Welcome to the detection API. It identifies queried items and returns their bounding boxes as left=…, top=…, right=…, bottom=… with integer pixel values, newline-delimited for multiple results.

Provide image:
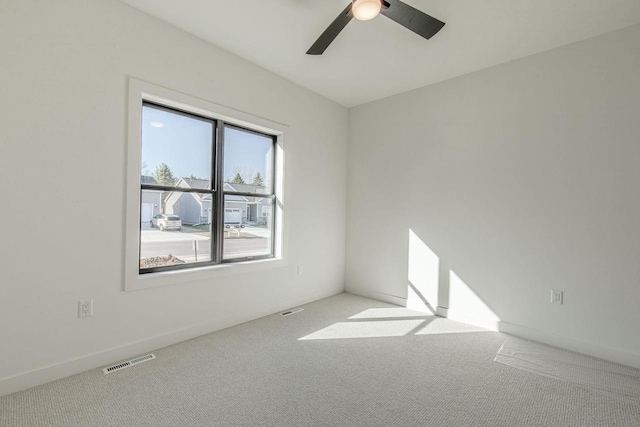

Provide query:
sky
left=141, top=105, right=273, bottom=184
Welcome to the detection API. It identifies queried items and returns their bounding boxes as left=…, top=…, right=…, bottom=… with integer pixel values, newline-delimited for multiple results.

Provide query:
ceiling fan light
left=352, top=0, right=382, bottom=21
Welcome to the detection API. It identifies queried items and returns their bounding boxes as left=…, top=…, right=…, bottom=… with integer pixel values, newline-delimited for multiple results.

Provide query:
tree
left=231, top=172, right=245, bottom=184
left=153, top=163, right=176, bottom=186
left=251, top=172, right=264, bottom=186
left=141, top=161, right=151, bottom=177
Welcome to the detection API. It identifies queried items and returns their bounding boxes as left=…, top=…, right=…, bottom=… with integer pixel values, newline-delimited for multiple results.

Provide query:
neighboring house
left=165, top=178, right=212, bottom=225
left=140, top=176, right=162, bottom=224
left=164, top=178, right=272, bottom=225
left=224, top=182, right=272, bottom=224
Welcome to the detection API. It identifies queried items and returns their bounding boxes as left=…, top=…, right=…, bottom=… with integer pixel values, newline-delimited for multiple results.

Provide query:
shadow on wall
left=408, top=229, right=500, bottom=330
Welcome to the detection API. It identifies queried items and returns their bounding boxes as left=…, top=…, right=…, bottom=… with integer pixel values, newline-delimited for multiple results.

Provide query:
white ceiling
left=121, top=0, right=640, bottom=107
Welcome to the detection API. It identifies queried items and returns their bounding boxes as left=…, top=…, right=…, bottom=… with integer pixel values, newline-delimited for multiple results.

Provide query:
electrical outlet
left=550, top=290, right=563, bottom=305
left=297, top=265, right=304, bottom=276
left=78, top=299, right=94, bottom=318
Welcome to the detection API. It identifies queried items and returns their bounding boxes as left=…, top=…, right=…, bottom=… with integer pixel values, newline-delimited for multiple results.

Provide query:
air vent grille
left=103, top=353, right=156, bottom=374
left=280, top=307, right=304, bottom=317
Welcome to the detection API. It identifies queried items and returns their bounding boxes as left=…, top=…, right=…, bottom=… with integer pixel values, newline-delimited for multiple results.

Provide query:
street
left=140, top=224, right=272, bottom=265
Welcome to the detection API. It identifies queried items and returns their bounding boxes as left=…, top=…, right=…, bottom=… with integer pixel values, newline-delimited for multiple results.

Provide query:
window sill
left=125, top=257, right=287, bottom=292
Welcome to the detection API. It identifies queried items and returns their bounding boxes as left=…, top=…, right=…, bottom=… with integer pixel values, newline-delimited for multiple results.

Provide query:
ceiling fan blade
left=380, top=0, right=445, bottom=40
left=306, top=3, right=354, bottom=55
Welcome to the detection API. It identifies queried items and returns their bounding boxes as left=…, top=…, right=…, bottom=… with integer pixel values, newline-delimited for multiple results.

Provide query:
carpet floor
left=1, top=293, right=639, bottom=426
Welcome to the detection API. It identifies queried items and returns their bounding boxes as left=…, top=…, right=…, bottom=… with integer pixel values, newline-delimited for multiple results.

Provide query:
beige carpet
left=1, top=293, right=639, bottom=426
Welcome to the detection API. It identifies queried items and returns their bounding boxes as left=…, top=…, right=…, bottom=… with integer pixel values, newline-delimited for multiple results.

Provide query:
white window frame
left=124, top=77, right=289, bottom=291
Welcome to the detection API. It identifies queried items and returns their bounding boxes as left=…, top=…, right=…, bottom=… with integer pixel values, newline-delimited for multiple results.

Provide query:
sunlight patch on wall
left=407, top=229, right=439, bottom=313
left=448, top=270, right=500, bottom=329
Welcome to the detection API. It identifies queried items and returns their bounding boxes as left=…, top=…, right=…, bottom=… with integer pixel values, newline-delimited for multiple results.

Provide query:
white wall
left=0, top=0, right=348, bottom=394
left=346, top=24, right=640, bottom=367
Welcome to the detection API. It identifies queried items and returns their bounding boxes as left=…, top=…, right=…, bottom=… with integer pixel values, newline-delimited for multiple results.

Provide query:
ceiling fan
left=307, top=0, right=445, bottom=55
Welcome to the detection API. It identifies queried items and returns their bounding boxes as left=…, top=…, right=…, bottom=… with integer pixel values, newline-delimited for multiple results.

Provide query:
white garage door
left=141, top=203, right=153, bottom=222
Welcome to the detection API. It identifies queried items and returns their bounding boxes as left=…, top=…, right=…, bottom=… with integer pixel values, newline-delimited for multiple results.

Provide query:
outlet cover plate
left=551, top=290, right=563, bottom=304
left=78, top=300, right=94, bottom=318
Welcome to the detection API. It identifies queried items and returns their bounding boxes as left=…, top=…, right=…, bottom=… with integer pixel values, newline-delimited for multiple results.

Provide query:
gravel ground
left=140, top=254, right=185, bottom=269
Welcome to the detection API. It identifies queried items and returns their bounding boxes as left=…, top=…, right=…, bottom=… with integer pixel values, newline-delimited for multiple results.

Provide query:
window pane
left=140, top=191, right=213, bottom=269
left=223, top=196, right=274, bottom=260
left=223, top=126, right=273, bottom=194
left=141, top=104, right=213, bottom=188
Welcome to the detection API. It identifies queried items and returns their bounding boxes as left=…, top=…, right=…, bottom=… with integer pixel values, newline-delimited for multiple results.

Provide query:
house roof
left=170, top=178, right=269, bottom=203
left=178, top=177, right=211, bottom=190
left=176, top=178, right=268, bottom=194
left=224, top=182, right=269, bottom=195
left=141, top=175, right=159, bottom=185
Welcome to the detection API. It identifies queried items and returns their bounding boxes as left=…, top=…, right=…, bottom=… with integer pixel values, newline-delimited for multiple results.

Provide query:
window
left=222, top=125, right=275, bottom=261
left=139, top=102, right=276, bottom=273
left=125, top=78, right=287, bottom=290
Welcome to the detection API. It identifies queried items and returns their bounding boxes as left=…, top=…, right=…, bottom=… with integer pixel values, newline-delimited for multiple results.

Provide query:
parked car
left=151, top=214, right=182, bottom=231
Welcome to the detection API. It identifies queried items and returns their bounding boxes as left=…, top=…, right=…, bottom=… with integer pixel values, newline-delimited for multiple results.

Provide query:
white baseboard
left=0, top=288, right=342, bottom=397
left=436, top=306, right=501, bottom=331
left=498, top=321, right=640, bottom=370
left=436, top=308, right=640, bottom=369
left=343, top=288, right=640, bottom=369
left=345, top=286, right=407, bottom=306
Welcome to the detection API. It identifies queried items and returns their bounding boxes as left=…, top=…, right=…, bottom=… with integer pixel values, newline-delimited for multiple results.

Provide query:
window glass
left=137, top=100, right=277, bottom=274
left=223, top=126, right=273, bottom=194
left=140, top=192, right=213, bottom=270
left=223, top=196, right=274, bottom=260
left=141, top=104, right=213, bottom=188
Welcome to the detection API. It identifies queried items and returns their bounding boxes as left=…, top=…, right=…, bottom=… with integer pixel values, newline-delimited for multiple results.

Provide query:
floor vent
left=103, top=353, right=156, bottom=375
left=280, top=307, right=304, bottom=317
